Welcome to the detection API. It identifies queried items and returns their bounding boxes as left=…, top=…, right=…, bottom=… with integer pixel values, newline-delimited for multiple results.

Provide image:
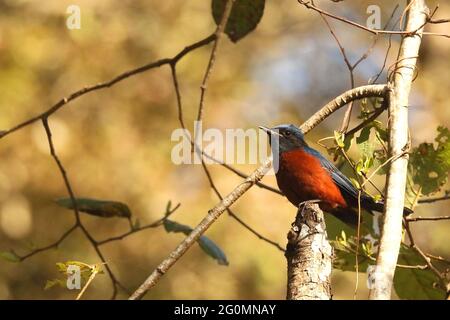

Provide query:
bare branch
left=97, top=204, right=181, bottom=246
left=369, top=1, right=427, bottom=300
left=406, top=215, right=450, bottom=222
left=297, top=0, right=447, bottom=38
left=318, top=3, right=397, bottom=133
left=18, top=224, right=77, bottom=261
left=0, top=34, right=216, bottom=140
left=418, top=194, right=450, bottom=204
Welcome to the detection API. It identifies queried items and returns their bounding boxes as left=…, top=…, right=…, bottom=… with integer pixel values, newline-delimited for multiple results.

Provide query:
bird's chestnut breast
left=276, top=149, right=347, bottom=209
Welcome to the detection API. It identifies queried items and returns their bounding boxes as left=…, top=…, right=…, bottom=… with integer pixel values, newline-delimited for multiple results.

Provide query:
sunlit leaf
left=56, top=197, right=132, bottom=218
left=349, top=177, right=360, bottom=189
left=334, top=130, right=345, bottom=148
left=356, top=126, right=374, bottom=161
left=45, top=260, right=104, bottom=291
left=212, top=0, right=265, bottom=43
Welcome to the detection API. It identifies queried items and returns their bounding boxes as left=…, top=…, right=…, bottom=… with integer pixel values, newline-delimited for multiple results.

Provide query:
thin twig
left=18, top=224, right=78, bottom=261
left=346, top=105, right=387, bottom=137
left=406, top=215, right=450, bottom=222
left=318, top=3, right=398, bottom=133
left=196, top=0, right=235, bottom=122
left=418, top=194, right=450, bottom=203
left=426, top=253, right=450, bottom=265
left=76, top=264, right=102, bottom=300
left=97, top=204, right=180, bottom=245
left=297, top=0, right=449, bottom=38
left=0, top=34, right=216, bottom=140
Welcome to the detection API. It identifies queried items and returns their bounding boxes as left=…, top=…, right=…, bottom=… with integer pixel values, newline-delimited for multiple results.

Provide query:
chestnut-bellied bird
left=260, top=124, right=413, bottom=226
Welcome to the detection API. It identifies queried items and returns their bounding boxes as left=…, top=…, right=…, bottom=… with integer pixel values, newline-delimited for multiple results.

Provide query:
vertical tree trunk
left=286, top=202, right=332, bottom=300
left=369, top=0, right=428, bottom=300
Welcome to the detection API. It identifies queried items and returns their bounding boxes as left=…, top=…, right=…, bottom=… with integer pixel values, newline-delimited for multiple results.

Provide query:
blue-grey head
left=259, top=124, right=308, bottom=154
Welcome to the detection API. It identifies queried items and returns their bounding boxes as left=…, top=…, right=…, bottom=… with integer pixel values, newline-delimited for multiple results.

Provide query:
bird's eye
left=284, top=131, right=291, bottom=137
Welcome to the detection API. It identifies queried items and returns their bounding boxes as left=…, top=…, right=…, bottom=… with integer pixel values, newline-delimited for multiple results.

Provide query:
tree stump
left=285, top=202, right=333, bottom=300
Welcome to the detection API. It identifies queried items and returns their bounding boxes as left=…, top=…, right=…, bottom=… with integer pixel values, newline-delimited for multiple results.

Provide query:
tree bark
left=286, top=202, right=332, bottom=300
left=368, top=0, right=428, bottom=300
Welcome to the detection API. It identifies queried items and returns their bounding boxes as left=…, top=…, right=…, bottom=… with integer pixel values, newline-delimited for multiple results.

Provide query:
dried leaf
left=56, top=197, right=132, bottom=218
left=212, top=0, right=265, bottom=42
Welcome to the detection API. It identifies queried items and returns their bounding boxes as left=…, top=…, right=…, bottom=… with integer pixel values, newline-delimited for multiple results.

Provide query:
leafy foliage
left=332, top=234, right=447, bottom=300
left=164, top=219, right=229, bottom=266
left=409, top=126, right=450, bottom=195
left=45, top=261, right=104, bottom=290
left=212, top=0, right=265, bottom=42
left=331, top=231, right=374, bottom=272
left=56, top=197, right=132, bottom=218
left=394, top=246, right=446, bottom=300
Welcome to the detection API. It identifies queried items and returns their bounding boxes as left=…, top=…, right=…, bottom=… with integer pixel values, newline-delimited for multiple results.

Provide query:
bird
left=260, top=124, right=413, bottom=226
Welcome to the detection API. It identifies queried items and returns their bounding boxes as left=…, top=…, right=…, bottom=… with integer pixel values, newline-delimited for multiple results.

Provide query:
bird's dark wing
left=306, top=148, right=359, bottom=197
left=304, top=146, right=379, bottom=211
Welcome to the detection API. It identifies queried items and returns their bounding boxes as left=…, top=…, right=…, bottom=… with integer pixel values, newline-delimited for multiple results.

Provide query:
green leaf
left=343, top=133, right=354, bottom=152
left=331, top=233, right=374, bottom=272
left=394, top=245, right=446, bottom=300
left=164, top=219, right=229, bottom=265
left=0, top=250, right=20, bottom=263
left=349, top=177, right=360, bottom=189
left=356, top=126, right=374, bottom=161
left=44, top=279, right=66, bottom=290
left=334, top=130, right=345, bottom=148
left=436, top=126, right=450, bottom=168
left=373, top=121, right=388, bottom=142
left=163, top=219, right=192, bottom=234
left=46, top=260, right=104, bottom=291
left=355, top=160, right=364, bottom=176
left=409, top=126, right=450, bottom=195
left=56, top=197, right=132, bottom=218
left=212, top=0, right=265, bottom=43
left=356, top=126, right=371, bottom=145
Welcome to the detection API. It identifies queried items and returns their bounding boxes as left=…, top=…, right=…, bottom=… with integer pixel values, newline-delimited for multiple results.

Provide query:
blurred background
left=0, top=0, right=449, bottom=299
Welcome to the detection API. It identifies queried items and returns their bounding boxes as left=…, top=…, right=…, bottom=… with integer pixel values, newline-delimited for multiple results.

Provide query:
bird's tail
left=366, top=199, right=413, bottom=216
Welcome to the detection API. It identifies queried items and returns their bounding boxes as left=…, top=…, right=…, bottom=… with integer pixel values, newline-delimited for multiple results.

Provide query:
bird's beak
left=259, top=126, right=281, bottom=137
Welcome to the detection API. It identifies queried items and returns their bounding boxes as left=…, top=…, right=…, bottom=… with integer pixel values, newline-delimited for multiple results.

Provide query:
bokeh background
left=0, top=0, right=449, bottom=299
